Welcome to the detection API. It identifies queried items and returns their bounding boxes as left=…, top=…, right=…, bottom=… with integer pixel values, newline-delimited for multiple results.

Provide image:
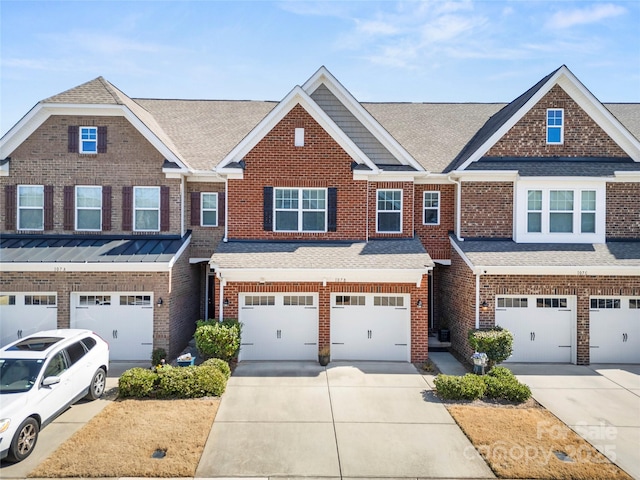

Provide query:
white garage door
left=0, top=293, right=58, bottom=347
left=590, top=297, right=640, bottom=364
left=71, top=293, right=154, bottom=361
left=496, top=296, right=574, bottom=363
left=330, top=294, right=410, bottom=362
left=238, top=294, right=318, bottom=361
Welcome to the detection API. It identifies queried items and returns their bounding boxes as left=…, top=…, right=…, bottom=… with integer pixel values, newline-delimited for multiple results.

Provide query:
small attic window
left=546, top=109, right=563, bottom=144
left=80, top=127, right=98, bottom=153
left=294, top=128, right=304, bottom=147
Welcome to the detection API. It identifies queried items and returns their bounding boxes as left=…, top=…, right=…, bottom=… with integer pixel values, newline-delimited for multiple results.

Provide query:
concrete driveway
left=508, top=363, right=640, bottom=480
left=196, top=361, right=494, bottom=479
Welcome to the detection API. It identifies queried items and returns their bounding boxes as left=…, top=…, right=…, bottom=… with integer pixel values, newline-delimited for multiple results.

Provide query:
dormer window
left=546, top=109, right=563, bottom=144
left=80, top=127, right=98, bottom=153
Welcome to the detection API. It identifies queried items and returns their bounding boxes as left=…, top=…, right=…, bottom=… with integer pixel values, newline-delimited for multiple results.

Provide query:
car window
left=43, top=352, right=68, bottom=378
left=81, top=337, right=96, bottom=350
left=66, top=341, right=87, bottom=366
left=0, top=359, right=44, bottom=393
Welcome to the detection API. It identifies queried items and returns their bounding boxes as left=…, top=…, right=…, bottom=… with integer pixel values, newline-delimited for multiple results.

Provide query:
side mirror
left=42, top=376, right=61, bottom=387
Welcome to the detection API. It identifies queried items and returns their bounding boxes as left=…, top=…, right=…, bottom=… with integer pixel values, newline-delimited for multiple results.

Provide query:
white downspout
left=217, top=272, right=226, bottom=321
left=475, top=272, right=480, bottom=329
left=447, top=174, right=462, bottom=241
left=366, top=180, right=370, bottom=242
left=180, top=176, right=186, bottom=237
left=224, top=177, right=229, bottom=242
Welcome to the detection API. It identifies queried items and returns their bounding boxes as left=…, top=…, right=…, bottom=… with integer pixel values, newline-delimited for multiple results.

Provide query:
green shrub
left=118, top=368, right=158, bottom=398
left=194, top=319, right=241, bottom=361
left=468, top=327, right=514, bottom=367
left=157, top=365, right=226, bottom=398
left=434, top=373, right=487, bottom=400
left=201, top=358, right=231, bottom=379
left=483, top=367, right=531, bottom=403
left=151, top=348, right=167, bottom=366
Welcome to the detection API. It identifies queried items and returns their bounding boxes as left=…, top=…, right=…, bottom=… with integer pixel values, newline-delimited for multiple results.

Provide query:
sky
left=1, top=0, right=639, bottom=136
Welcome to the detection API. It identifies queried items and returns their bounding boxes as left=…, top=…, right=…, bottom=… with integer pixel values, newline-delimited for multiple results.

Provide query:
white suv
left=0, top=329, right=109, bottom=462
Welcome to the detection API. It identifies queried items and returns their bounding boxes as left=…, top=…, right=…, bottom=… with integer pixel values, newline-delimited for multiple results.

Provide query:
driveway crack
left=325, top=366, right=343, bottom=480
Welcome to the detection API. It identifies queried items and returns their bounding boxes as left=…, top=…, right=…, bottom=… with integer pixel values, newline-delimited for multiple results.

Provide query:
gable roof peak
left=42, top=76, right=127, bottom=105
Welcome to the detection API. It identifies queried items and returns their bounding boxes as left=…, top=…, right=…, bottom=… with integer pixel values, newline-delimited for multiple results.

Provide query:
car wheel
left=7, top=417, right=39, bottom=463
left=85, top=367, right=106, bottom=400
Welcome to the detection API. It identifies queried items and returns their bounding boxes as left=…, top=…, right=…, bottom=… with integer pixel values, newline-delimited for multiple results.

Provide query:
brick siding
left=486, top=85, right=628, bottom=158
left=186, top=182, right=226, bottom=258
left=414, top=184, right=454, bottom=259
left=1, top=116, right=181, bottom=235
left=460, top=182, right=513, bottom=238
left=439, top=248, right=640, bottom=365
left=606, top=182, right=640, bottom=238
left=220, top=278, right=429, bottom=362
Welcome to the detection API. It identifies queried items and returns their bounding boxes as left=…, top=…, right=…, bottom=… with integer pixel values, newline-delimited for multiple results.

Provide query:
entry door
left=71, top=293, right=154, bottom=361
left=0, top=293, right=58, bottom=347
left=330, top=294, right=410, bottom=361
left=590, top=297, right=640, bottom=363
left=496, top=296, right=574, bottom=363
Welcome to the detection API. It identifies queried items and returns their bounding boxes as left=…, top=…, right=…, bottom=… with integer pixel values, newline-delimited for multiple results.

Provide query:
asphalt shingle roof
left=453, top=237, right=640, bottom=268
left=465, top=157, right=640, bottom=176
left=0, top=234, right=189, bottom=263
left=211, top=238, right=434, bottom=270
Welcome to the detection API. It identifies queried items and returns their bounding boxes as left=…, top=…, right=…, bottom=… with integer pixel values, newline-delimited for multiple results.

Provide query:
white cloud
left=546, top=3, right=626, bottom=29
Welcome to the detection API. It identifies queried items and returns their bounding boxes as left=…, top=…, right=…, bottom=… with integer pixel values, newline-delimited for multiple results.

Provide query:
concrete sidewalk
left=196, top=361, right=495, bottom=479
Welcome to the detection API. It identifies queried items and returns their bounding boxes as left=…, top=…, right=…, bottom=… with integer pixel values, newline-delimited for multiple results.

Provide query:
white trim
left=210, top=267, right=430, bottom=284
left=17, top=184, right=44, bottom=231
left=456, top=171, right=519, bottom=182
left=302, top=66, right=425, bottom=172
left=422, top=190, right=440, bottom=226
left=133, top=186, right=161, bottom=232
left=376, top=188, right=403, bottom=234
left=455, top=66, right=640, bottom=171
left=75, top=185, right=102, bottom=232
left=353, top=172, right=417, bottom=182
left=273, top=187, right=327, bottom=233
left=167, top=234, right=191, bottom=269
left=216, top=86, right=377, bottom=173
left=480, top=265, right=639, bottom=276
left=450, top=237, right=476, bottom=271
left=546, top=108, right=564, bottom=145
left=200, top=192, right=218, bottom=227
left=78, top=126, right=98, bottom=154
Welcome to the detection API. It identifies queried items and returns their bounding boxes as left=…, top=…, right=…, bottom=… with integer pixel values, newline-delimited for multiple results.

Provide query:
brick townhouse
left=1, top=65, right=638, bottom=365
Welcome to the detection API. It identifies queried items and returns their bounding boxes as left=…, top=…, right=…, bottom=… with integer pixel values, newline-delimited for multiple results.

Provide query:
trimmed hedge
left=468, top=327, right=514, bottom=367
left=434, top=367, right=531, bottom=403
left=118, top=361, right=228, bottom=398
left=195, top=319, right=241, bottom=361
left=201, top=358, right=231, bottom=379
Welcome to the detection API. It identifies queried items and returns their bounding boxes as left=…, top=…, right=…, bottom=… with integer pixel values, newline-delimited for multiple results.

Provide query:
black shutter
left=160, top=186, right=170, bottom=231
left=263, top=186, right=273, bottom=231
left=328, top=187, right=337, bottom=232
left=44, top=185, right=54, bottom=230
left=63, top=186, right=74, bottom=230
left=102, top=186, right=112, bottom=231
left=68, top=126, right=78, bottom=153
left=190, top=192, right=200, bottom=226
left=5, top=185, right=16, bottom=230
left=122, top=186, right=132, bottom=230
left=218, top=192, right=225, bottom=227
left=97, top=126, right=107, bottom=153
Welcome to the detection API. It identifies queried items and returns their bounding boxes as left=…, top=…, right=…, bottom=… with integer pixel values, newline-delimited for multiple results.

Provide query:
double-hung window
left=134, top=187, right=160, bottom=231
left=201, top=193, right=218, bottom=227
left=581, top=190, right=596, bottom=233
left=377, top=189, right=402, bottom=233
left=18, top=185, right=44, bottom=230
left=76, top=186, right=102, bottom=231
left=549, top=190, right=574, bottom=233
left=423, top=191, right=440, bottom=225
left=79, top=127, right=98, bottom=154
left=547, top=109, right=563, bottom=144
left=274, top=188, right=326, bottom=232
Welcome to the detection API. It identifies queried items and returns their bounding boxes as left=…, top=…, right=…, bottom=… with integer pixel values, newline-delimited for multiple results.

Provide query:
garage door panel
left=496, top=296, right=574, bottom=363
left=590, top=296, right=640, bottom=364
left=71, top=293, right=153, bottom=361
left=0, top=293, right=58, bottom=347
left=331, top=294, right=410, bottom=362
left=239, top=294, right=318, bottom=361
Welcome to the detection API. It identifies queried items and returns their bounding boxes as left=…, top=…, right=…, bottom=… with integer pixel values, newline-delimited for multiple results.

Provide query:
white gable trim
left=303, top=67, right=426, bottom=172
left=216, top=86, right=378, bottom=173
left=0, top=103, right=190, bottom=171
left=456, top=66, right=640, bottom=171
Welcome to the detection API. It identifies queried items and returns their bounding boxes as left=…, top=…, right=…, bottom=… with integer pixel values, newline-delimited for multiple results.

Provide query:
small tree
left=468, top=327, right=513, bottom=367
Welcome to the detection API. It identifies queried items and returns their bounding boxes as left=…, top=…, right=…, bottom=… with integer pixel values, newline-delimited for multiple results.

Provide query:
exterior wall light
left=157, top=297, right=163, bottom=307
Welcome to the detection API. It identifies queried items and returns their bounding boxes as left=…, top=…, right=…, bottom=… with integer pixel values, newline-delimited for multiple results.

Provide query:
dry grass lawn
left=448, top=405, right=631, bottom=480
left=29, top=398, right=219, bottom=478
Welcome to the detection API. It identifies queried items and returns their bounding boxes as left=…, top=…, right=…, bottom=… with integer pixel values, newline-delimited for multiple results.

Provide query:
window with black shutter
left=218, top=192, right=225, bottom=227
left=68, top=126, right=78, bottom=153
left=63, top=186, right=74, bottom=230
left=102, top=186, right=112, bottom=230
left=122, top=186, right=132, bottom=230
left=190, top=192, right=200, bottom=226
left=97, top=126, right=107, bottom=153
left=44, top=185, right=54, bottom=230
left=5, top=185, right=16, bottom=230
left=328, top=187, right=337, bottom=232
left=160, top=186, right=170, bottom=231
